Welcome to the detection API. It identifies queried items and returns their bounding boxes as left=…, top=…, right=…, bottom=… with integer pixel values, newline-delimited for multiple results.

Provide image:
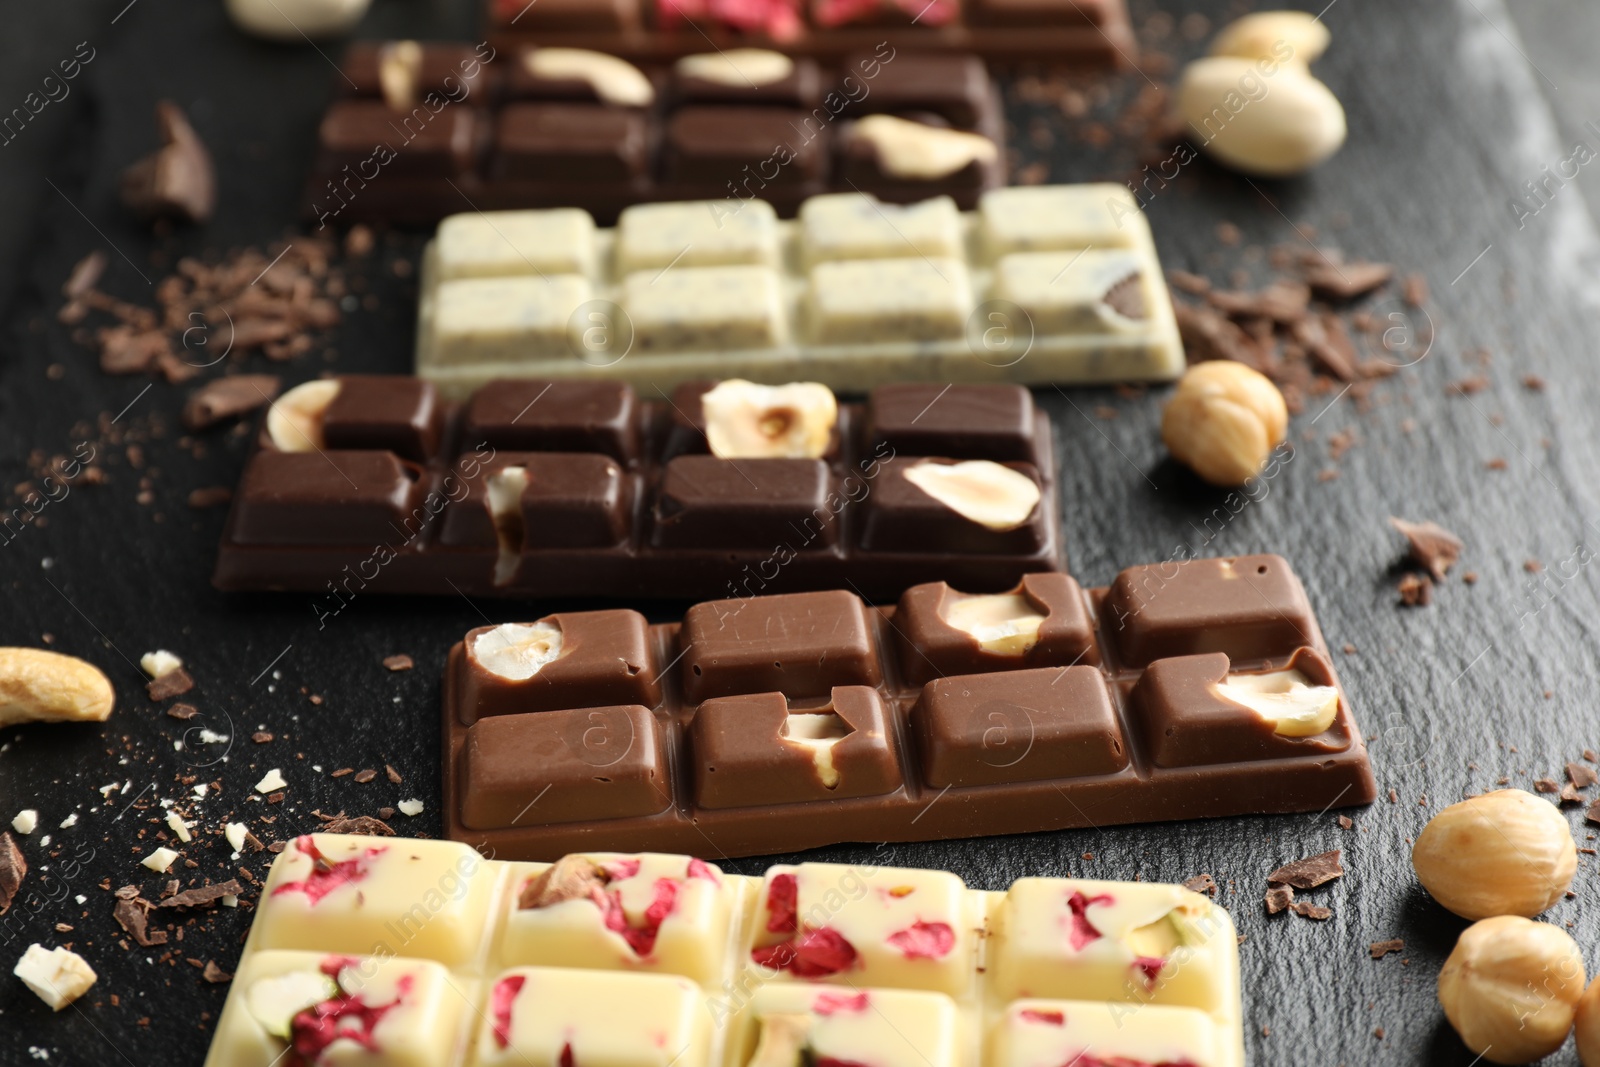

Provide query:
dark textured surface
left=1, top=0, right=1598, bottom=1064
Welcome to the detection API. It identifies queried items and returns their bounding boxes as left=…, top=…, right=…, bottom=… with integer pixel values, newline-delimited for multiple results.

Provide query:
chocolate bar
left=441, top=553, right=1377, bottom=859
left=415, top=183, right=1184, bottom=396
left=210, top=377, right=1066, bottom=602
left=203, top=834, right=1245, bottom=1067
left=485, top=0, right=1135, bottom=65
left=306, top=42, right=1006, bottom=226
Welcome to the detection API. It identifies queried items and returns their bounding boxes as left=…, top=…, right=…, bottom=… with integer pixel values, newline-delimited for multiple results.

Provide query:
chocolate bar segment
left=653, top=456, right=837, bottom=549
left=892, top=573, right=1096, bottom=685
left=860, top=458, right=1045, bottom=555
left=461, top=379, right=641, bottom=460
left=321, top=375, right=443, bottom=463
left=231, top=451, right=425, bottom=546
left=202, top=837, right=1246, bottom=1067
left=1100, top=553, right=1318, bottom=669
left=493, top=103, right=650, bottom=181
left=867, top=383, right=1038, bottom=463
left=458, top=612, right=660, bottom=721
left=690, top=685, right=901, bottom=807
left=459, top=704, right=669, bottom=827
left=679, top=589, right=882, bottom=702
left=318, top=100, right=479, bottom=179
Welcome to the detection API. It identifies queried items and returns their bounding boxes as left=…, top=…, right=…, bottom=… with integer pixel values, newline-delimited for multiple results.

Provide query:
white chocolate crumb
left=225, top=823, right=249, bottom=853
left=14, top=944, right=97, bottom=1011
left=11, top=810, right=37, bottom=835
left=165, top=811, right=192, bottom=843
left=57, top=814, right=77, bottom=830
left=255, top=769, right=287, bottom=794
left=141, top=847, right=180, bottom=873
left=397, top=799, right=424, bottom=817
left=139, top=650, right=183, bottom=679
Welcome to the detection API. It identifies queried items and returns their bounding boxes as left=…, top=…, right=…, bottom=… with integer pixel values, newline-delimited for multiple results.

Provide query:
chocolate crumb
left=378, top=807, right=396, bottom=820
left=186, top=487, right=233, bottom=509
left=0, top=833, right=26, bottom=915
left=331, top=768, right=354, bottom=778
left=1389, top=517, right=1463, bottom=580
left=1182, top=873, right=1217, bottom=895
left=1534, top=778, right=1560, bottom=794
left=251, top=732, right=273, bottom=744
left=383, top=654, right=414, bottom=672
left=1522, top=374, right=1546, bottom=391
left=1586, top=798, right=1600, bottom=826
left=1568, top=762, right=1598, bottom=788
left=1268, top=850, right=1343, bottom=889
left=1292, top=902, right=1333, bottom=921
left=385, top=765, right=403, bottom=784
left=112, top=894, right=168, bottom=947
left=1305, top=261, right=1393, bottom=301
left=1338, top=815, right=1354, bottom=830
left=1397, top=573, right=1433, bottom=607
left=1264, top=885, right=1294, bottom=914
left=354, top=769, right=377, bottom=784
left=147, top=668, right=195, bottom=701
left=1401, top=272, right=1428, bottom=307
left=202, top=961, right=232, bottom=983
left=63, top=250, right=108, bottom=301
left=1370, top=938, right=1404, bottom=959
left=1560, top=784, right=1584, bottom=805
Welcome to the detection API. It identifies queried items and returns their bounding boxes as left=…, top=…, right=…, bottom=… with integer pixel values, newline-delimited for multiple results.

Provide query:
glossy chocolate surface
left=212, top=377, right=1066, bottom=601
left=440, top=554, right=1376, bottom=859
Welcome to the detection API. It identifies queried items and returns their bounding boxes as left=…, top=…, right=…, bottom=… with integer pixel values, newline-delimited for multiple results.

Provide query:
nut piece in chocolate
left=701, top=379, right=837, bottom=459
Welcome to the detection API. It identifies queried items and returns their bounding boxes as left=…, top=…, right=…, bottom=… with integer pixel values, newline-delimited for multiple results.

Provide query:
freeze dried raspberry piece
left=271, top=837, right=384, bottom=906
left=656, top=0, right=803, bottom=37
left=491, top=975, right=526, bottom=1050
left=751, top=927, right=859, bottom=978
left=1066, top=890, right=1114, bottom=951
left=765, top=872, right=799, bottom=934
left=886, top=921, right=955, bottom=960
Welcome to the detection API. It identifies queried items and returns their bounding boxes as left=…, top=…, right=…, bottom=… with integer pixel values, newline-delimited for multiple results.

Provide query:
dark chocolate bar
left=306, top=42, right=1006, bottom=226
left=211, top=377, right=1066, bottom=602
left=485, top=0, right=1135, bottom=65
left=440, top=554, right=1377, bottom=859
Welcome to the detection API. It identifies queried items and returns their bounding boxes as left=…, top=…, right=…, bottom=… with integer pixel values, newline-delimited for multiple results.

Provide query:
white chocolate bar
left=414, top=185, right=1184, bottom=397
left=204, top=836, right=1243, bottom=1067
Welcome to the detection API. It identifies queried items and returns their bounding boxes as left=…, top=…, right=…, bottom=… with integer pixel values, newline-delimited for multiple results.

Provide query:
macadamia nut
left=1160, top=360, right=1287, bottom=487
left=225, top=0, right=372, bottom=41
left=1438, top=916, right=1585, bottom=1065
left=1412, top=789, right=1577, bottom=920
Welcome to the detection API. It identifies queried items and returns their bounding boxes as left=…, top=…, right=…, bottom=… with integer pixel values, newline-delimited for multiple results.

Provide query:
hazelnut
left=525, top=48, right=654, bottom=108
left=1160, top=361, right=1287, bottom=487
left=1213, top=667, right=1338, bottom=737
left=1208, top=11, right=1331, bottom=64
left=266, top=379, right=340, bottom=452
left=471, top=622, right=564, bottom=682
left=1438, top=916, right=1585, bottom=1065
left=1412, top=789, right=1577, bottom=920
left=1577, top=976, right=1600, bottom=1066
left=701, top=380, right=837, bottom=460
left=1178, top=56, right=1345, bottom=177
left=902, top=460, right=1041, bottom=531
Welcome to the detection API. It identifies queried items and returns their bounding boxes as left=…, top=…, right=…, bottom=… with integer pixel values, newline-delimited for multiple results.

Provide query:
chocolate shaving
left=1305, top=261, right=1393, bottom=301
left=385, top=765, right=403, bottom=784
left=98, top=325, right=173, bottom=375
left=119, top=101, right=215, bottom=224
left=1389, top=518, right=1463, bottom=580
left=1568, top=762, right=1598, bottom=789
left=1182, top=873, right=1217, bottom=895
left=1207, top=281, right=1309, bottom=324
left=1587, top=797, right=1600, bottom=825
left=63, top=251, right=108, bottom=301
left=1174, top=303, right=1259, bottom=366
left=1291, top=314, right=1357, bottom=382
left=147, top=668, right=195, bottom=701
left=1264, top=885, right=1294, bottom=914
left=316, top=815, right=394, bottom=837
left=0, top=832, right=26, bottom=915
left=166, top=703, right=199, bottom=721
left=1268, top=850, right=1343, bottom=889
left=158, top=879, right=242, bottom=909
left=383, top=655, right=414, bottom=672
left=202, top=961, right=232, bottom=983
left=353, top=769, right=377, bottom=784
left=1370, top=939, right=1404, bottom=959
left=1292, top=902, right=1333, bottom=921
left=181, top=375, right=281, bottom=431
left=113, top=895, right=168, bottom=947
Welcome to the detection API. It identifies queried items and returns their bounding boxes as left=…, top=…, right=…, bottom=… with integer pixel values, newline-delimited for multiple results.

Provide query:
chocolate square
left=892, top=573, right=1097, bottom=686
left=458, top=705, right=668, bottom=828
left=1129, top=649, right=1351, bottom=769
left=690, top=686, right=902, bottom=808
left=1100, top=554, right=1317, bottom=670
left=911, top=666, right=1127, bottom=787
left=461, top=380, right=640, bottom=462
left=860, top=458, right=1045, bottom=555
left=318, top=100, right=480, bottom=179
left=652, top=456, right=838, bottom=549
left=321, top=376, right=443, bottom=463
left=340, top=42, right=491, bottom=101
left=672, top=58, right=823, bottom=108
left=867, top=383, right=1037, bottom=463
left=457, top=611, right=661, bottom=722
left=494, top=103, right=648, bottom=183
left=663, top=107, right=824, bottom=187
left=232, top=451, right=425, bottom=546
left=840, top=54, right=990, bottom=127
left=679, top=589, right=883, bottom=703
left=437, top=451, right=632, bottom=551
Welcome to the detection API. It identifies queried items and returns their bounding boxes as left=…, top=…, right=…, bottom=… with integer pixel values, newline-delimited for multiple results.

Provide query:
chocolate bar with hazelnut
left=483, top=0, right=1135, bottom=64
left=440, top=554, right=1377, bottom=859
left=304, top=42, right=1005, bottom=226
left=202, top=834, right=1247, bottom=1067
left=211, top=376, right=1066, bottom=602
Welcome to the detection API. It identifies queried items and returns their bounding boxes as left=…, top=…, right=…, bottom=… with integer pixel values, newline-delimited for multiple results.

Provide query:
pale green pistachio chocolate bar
left=413, top=183, right=1185, bottom=396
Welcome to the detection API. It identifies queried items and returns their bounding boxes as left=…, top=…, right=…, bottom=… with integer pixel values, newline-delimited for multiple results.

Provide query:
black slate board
left=1, top=1, right=1598, bottom=1064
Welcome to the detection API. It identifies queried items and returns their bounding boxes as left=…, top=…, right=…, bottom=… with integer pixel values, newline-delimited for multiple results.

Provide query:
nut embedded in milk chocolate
left=439, top=554, right=1375, bottom=860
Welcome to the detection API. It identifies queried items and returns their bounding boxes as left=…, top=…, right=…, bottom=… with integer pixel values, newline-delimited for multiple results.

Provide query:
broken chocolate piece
left=119, top=101, right=216, bottom=224
left=147, top=668, right=195, bottom=701
left=166, top=703, right=199, bottom=720
left=182, top=375, right=281, bottom=431
left=1396, top=573, right=1432, bottom=607
left=1370, top=938, right=1404, bottom=959
left=159, top=879, right=244, bottom=909
left=0, top=832, right=25, bottom=915
left=1304, top=261, right=1393, bottom=301
left=202, top=960, right=232, bottom=983
left=1586, top=797, right=1600, bottom=826
left=383, top=655, right=414, bottom=672
left=1264, top=885, right=1294, bottom=914
left=1568, top=762, right=1598, bottom=789
left=1292, top=901, right=1332, bottom=921
left=1267, top=850, right=1343, bottom=889
left=1389, top=517, right=1463, bottom=580
left=1182, top=873, right=1217, bottom=895
left=113, top=893, right=169, bottom=947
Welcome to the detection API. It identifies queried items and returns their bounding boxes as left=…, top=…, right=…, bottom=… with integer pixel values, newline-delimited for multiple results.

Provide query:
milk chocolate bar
left=441, top=554, right=1376, bottom=859
left=485, top=0, right=1135, bottom=65
left=210, top=377, right=1065, bottom=601
left=415, top=183, right=1185, bottom=396
left=306, top=42, right=1006, bottom=226
left=203, top=834, right=1245, bottom=1067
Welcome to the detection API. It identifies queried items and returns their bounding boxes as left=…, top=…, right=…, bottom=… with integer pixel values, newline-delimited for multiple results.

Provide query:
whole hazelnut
left=1160, top=360, right=1288, bottom=486
left=1438, top=916, right=1585, bottom=1065
left=1577, top=977, right=1600, bottom=1065
left=1411, top=789, right=1577, bottom=920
